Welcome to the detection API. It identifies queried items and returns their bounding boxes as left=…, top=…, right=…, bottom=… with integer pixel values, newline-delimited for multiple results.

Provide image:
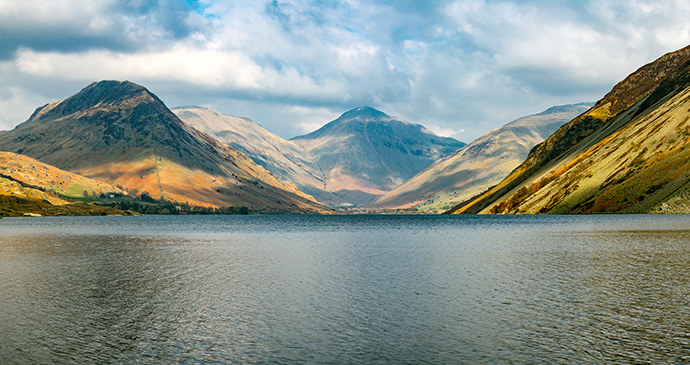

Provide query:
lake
left=1, top=214, right=689, bottom=363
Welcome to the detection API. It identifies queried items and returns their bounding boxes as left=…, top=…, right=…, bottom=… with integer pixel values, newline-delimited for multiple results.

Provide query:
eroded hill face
left=0, top=81, right=328, bottom=213
left=366, top=104, right=591, bottom=213
left=450, top=44, right=690, bottom=214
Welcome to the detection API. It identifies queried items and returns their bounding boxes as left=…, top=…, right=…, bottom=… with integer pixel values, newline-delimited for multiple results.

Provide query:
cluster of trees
left=95, top=193, right=251, bottom=215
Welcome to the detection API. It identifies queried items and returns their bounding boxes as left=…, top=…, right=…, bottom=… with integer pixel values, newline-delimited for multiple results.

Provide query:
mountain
left=172, top=106, right=339, bottom=204
left=0, top=152, right=128, bottom=216
left=291, top=107, right=466, bottom=207
left=366, top=103, right=591, bottom=213
left=450, top=44, right=690, bottom=214
left=0, top=81, right=328, bottom=213
left=175, top=106, right=465, bottom=208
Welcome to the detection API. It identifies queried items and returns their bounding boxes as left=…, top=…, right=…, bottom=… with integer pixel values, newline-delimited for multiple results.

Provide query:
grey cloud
left=0, top=0, right=207, bottom=60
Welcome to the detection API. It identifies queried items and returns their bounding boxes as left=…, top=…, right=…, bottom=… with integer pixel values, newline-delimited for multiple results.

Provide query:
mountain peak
left=338, top=106, right=390, bottom=121
left=78, top=80, right=151, bottom=102
left=43, top=80, right=161, bottom=119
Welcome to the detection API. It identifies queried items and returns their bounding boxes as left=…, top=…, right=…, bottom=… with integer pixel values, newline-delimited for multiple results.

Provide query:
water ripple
left=1, top=215, right=690, bottom=363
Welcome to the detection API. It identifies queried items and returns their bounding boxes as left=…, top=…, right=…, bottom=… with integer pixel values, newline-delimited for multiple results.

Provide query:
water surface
left=1, top=214, right=689, bottom=363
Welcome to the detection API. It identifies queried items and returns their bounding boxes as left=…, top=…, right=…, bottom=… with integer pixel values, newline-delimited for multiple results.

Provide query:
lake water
left=1, top=214, right=689, bottom=363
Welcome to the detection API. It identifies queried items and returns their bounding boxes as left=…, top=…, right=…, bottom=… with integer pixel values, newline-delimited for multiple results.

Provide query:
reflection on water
left=0, top=215, right=690, bottom=363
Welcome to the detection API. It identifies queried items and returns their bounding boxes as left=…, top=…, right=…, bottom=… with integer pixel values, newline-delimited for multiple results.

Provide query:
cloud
left=15, top=47, right=263, bottom=89
left=10, top=0, right=412, bottom=111
left=0, top=85, right=47, bottom=129
left=390, top=0, right=690, bottom=139
left=425, top=125, right=466, bottom=139
left=0, top=0, right=206, bottom=59
left=13, top=46, right=357, bottom=105
left=2, top=0, right=690, bottom=141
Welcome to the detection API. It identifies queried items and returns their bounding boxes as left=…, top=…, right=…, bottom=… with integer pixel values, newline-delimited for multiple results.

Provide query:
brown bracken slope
left=449, top=44, right=690, bottom=214
left=0, top=152, right=128, bottom=216
left=0, top=151, right=126, bottom=198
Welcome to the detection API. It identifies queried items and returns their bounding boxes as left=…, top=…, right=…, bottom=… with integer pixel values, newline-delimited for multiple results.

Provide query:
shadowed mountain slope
left=366, top=103, right=591, bottom=213
left=0, top=81, right=328, bottom=213
left=450, top=44, right=690, bottom=214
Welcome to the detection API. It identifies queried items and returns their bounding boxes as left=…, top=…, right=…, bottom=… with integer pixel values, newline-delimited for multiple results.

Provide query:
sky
left=1, top=0, right=690, bottom=142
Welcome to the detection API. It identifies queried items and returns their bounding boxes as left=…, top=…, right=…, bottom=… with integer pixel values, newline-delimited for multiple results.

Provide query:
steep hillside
left=0, top=81, right=328, bottom=213
left=0, top=152, right=129, bottom=216
left=367, top=104, right=590, bottom=213
left=450, top=44, right=690, bottom=214
left=173, top=106, right=340, bottom=204
left=0, top=151, right=126, bottom=199
left=291, top=107, right=465, bottom=207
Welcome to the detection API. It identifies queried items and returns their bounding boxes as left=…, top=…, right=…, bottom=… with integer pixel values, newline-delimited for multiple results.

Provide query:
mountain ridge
left=365, top=103, right=591, bottom=212
left=172, top=105, right=334, bottom=203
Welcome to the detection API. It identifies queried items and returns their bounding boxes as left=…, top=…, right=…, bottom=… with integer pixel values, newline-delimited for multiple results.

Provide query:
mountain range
left=366, top=103, right=592, bottom=213
left=450, top=44, right=690, bottom=214
left=175, top=105, right=465, bottom=208
left=4, top=44, right=689, bottom=216
left=0, top=81, right=328, bottom=214
left=0, top=80, right=462, bottom=214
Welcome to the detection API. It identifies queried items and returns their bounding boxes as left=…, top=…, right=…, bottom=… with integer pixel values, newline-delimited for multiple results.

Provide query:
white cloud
left=0, top=86, right=46, bottom=130
left=15, top=47, right=262, bottom=89
left=287, top=105, right=342, bottom=135
left=13, top=47, right=354, bottom=102
left=0, top=0, right=115, bottom=29
left=426, top=125, right=466, bottom=139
